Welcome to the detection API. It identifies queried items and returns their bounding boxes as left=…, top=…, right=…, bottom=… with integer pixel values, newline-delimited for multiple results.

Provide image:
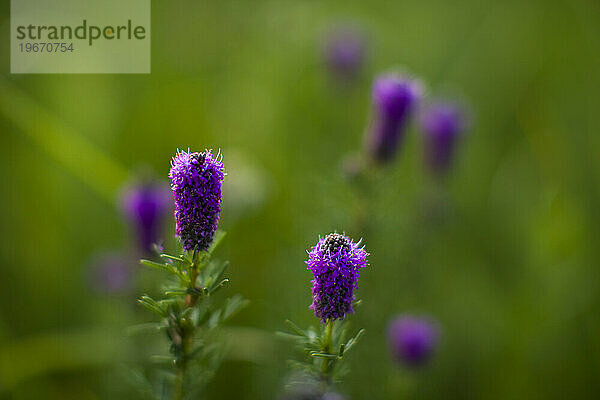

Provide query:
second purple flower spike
left=367, top=74, right=421, bottom=164
left=307, top=233, right=369, bottom=322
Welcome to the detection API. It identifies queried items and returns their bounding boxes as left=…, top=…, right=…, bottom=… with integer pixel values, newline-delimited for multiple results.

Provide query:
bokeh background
left=1, top=0, right=600, bottom=399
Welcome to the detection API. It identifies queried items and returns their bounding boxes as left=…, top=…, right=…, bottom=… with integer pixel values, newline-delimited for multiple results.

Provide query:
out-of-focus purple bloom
left=420, top=102, right=467, bottom=174
left=307, top=233, right=368, bottom=322
left=88, top=252, right=132, bottom=294
left=367, top=75, right=421, bottom=164
left=323, top=26, right=366, bottom=80
left=121, top=181, right=171, bottom=253
left=169, top=149, right=225, bottom=252
left=387, top=315, right=439, bottom=367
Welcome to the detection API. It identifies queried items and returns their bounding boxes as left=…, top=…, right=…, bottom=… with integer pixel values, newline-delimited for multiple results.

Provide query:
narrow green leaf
left=149, top=355, right=174, bottom=364
left=138, top=296, right=167, bottom=317
left=140, top=259, right=171, bottom=272
left=193, top=305, right=209, bottom=326
left=344, top=329, right=365, bottom=353
left=310, top=352, right=338, bottom=359
left=221, top=295, right=249, bottom=322
left=207, top=261, right=229, bottom=289
left=275, top=331, right=307, bottom=342
left=160, top=253, right=185, bottom=263
left=208, top=278, right=229, bottom=295
left=182, top=249, right=195, bottom=264
left=157, top=298, right=179, bottom=308
left=126, top=322, right=165, bottom=336
left=164, top=289, right=187, bottom=297
left=208, top=309, right=222, bottom=329
left=285, top=320, right=308, bottom=337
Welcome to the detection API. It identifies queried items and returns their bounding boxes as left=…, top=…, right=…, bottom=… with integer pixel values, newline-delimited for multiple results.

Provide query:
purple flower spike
left=367, top=75, right=421, bottom=163
left=121, top=181, right=171, bottom=253
left=306, top=233, right=368, bottom=322
left=169, top=149, right=225, bottom=252
left=420, top=102, right=466, bottom=174
left=324, top=26, right=366, bottom=80
left=387, top=315, right=439, bottom=367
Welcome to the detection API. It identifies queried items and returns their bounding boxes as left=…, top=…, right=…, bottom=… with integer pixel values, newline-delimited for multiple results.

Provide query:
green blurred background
left=1, top=0, right=600, bottom=398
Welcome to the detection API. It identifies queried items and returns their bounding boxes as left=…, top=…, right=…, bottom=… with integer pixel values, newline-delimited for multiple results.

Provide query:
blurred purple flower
left=169, top=149, right=225, bottom=252
left=323, top=26, right=366, bottom=80
left=420, top=102, right=467, bottom=174
left=367, top=74, right=421, bottom=164
left=387, top=315, right=439, bottom=367
left=307, top=233, right=368, bottom=322
left=121, top=180, right=171, bottom=253
left=88, top=252, right=132, bottom=294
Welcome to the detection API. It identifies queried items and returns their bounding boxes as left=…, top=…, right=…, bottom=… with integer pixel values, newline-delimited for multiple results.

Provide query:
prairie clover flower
left=387, top=315, right=439, bottom=367
left=367, top=74, right=421, bottom=164
left=279, top=232, right=368, bottom=386
left=169, top=149, right=225, bottom=251
left=121, top=181, right=171, bottom=253
left=323, top=26, right=366, bottom=80
left=420, top=102, right=467, bottom=174
left=307, top=233, right=368, bottom=322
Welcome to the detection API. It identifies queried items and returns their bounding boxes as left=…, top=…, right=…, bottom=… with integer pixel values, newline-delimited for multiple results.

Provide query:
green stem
left=320, top=320, right=334, bottom=380
left=173, top=365, right=184, bottom=400
left=174, top=256, right=200, bottom=400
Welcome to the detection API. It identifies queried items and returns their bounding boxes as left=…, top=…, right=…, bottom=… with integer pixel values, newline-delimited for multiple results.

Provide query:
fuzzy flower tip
left=420, top=102, right=467, bottom=174
left=306, top=233, right=368, bottom=322
left=169, top=149, right=225, bottom=252
left=367, top=74, right=421, bottom=163
left=387, top=315, right=439, bottom=367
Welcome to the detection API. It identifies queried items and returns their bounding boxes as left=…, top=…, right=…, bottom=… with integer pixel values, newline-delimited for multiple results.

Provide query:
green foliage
left=135, top=231, right=248, bottom=400
left=278, top=317, right=365, bottom=385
